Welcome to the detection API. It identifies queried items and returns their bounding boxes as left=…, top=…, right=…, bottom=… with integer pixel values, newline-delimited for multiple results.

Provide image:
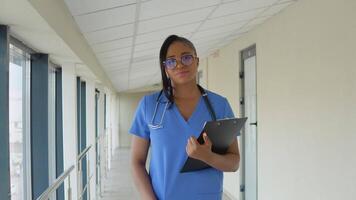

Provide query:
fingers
left=203, top=132, right=211, bottom=145
left=186, top=137, right=194, bottom=156
left=186, top=137, right=197, bottom=152
left=190, top=136, right=198, bottom=145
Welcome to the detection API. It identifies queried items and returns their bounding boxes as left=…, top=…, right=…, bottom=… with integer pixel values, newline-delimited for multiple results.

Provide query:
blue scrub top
left=129, top=90, right=235, bottom=200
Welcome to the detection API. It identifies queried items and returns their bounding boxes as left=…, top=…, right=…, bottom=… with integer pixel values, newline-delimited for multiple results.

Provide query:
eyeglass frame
left=163, top=54, right=198, bottom=70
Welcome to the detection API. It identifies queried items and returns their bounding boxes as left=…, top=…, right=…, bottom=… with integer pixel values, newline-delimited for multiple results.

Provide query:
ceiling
left=64, top=0, right=297, bottom=92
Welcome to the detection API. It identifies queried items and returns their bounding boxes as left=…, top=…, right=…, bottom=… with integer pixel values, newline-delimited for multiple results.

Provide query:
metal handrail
left=36, top=165, right=75, bottom=200
left=78, top=174, right=94, bottom=200
left=77, top=145, right=93, bottom=200
left=78, top=145, right=91, bottom=161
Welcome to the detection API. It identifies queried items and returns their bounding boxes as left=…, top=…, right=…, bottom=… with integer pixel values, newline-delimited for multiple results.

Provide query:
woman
left=130, top=35, right=240, bottom=200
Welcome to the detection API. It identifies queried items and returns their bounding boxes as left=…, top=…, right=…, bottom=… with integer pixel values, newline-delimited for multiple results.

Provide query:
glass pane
left=9, top=45, right=25, bottom=200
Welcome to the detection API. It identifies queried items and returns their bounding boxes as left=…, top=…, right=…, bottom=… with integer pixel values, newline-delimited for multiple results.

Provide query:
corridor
left=100, top=149, right=138, bottom=200
left=1, top=0, right=355, bottom=200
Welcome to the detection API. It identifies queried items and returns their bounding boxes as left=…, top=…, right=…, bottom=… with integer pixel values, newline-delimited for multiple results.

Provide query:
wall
left=85, top=79, right=96, bottom=200
left=118, top=92, right=151, bottom=148
left=61, top=63, right=79, bottom=200
left=110, top=94, right=120, bottom=154
left=205, top=0, right=356, bottom=199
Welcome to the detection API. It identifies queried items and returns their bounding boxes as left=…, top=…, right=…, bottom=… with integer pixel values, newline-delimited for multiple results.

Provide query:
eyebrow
left=166, top=52, right=193, bottom=58
left=181, top=51, right=193, bottom=55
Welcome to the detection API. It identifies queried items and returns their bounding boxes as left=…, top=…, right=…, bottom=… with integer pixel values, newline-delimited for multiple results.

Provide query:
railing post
left=78, top=160, right=82, bottom=200
left=68, top=175, right=72, bottom=200
left=87, top=157, right=90, bottom=200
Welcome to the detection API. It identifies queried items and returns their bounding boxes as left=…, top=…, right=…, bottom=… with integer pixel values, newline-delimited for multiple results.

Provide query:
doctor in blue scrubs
left=130, top=35, right=240, bottom=200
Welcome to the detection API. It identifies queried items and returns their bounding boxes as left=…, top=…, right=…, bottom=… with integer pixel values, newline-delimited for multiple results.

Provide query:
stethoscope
left=148, top=85, right=217, bottom=129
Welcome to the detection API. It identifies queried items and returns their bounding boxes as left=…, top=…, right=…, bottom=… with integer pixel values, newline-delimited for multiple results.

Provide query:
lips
left=176, top=71, right=189, bottom=77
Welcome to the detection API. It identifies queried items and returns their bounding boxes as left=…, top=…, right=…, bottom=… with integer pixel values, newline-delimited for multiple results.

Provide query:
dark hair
left=159, top=35, right=197, bottom=104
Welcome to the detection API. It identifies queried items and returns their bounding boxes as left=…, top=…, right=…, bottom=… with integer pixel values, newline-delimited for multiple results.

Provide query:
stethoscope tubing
left=149, top=85, right=216, bottom=129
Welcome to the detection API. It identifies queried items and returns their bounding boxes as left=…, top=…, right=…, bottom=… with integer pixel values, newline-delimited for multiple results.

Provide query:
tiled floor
left=99, top=148, right=232, bottom=200
left=99, top=148, right=139, bottom=200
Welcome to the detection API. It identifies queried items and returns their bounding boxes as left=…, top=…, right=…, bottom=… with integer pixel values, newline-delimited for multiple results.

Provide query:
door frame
left=239, top=44, right=258, bottom=200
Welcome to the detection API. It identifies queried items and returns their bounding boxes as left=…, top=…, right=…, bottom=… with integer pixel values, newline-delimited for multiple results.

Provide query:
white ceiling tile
left=64, top=0, right=136, bottom=16
left=195, top=38, right=222, bottom=47
left=132, top=55, right=157, bottom=64
left=135, top=41, right=161, bottom=52
left=105, top=64, right=130, bottom=73
left=91, top=37, right=133, bottom=53
left=137, top=7, right=213, bottom=34
left=194, top=32, right=230, bottom=42
left=135, top=22, right=200, bottom=44
left=99, top=54, right=131, bottom=65
left=134, top=49, right=158, bottom=59
left=74, top=4, right=136, bottom=33
left=139, top=0, right=220, bottom=20
left=96, top=46, right=132, bottom=59
left=192, top=31, right=230, bottom=43
left=109, top=69, right=129, bottom=80
left=259, top=1, right=293, bottom=17
left=84, top=23, right=134, bottom=45
left=211, top=0, right=278, bottom=18
left=222, top=0, right=240, bottom=3
left=132, top=58, right=159, bottom=70
left=201, top=7, right=264, bottom=31
left=104, top=59, right=131, bottom=69
left=130, top=60, right=159, bottom=80
left=196, top=42, right=220, bottom=52
left=200, top=18, right=246, bottom=32
left=192, top=22, right=243, bottom=39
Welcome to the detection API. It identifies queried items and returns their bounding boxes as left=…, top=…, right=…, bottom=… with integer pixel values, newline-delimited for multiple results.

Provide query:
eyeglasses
left=163, top=54, right=196, bottom=70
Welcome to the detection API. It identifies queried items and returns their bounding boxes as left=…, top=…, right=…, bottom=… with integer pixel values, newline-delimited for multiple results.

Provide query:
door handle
left=249, top=122, right=257, bottom=126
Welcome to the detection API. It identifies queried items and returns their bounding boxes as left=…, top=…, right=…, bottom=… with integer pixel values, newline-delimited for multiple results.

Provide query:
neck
left=173, top=81, right=200, bottom=99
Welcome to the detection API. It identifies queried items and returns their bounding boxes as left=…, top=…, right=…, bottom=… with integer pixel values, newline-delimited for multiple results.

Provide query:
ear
left=196, top=57, right=199, bottom=66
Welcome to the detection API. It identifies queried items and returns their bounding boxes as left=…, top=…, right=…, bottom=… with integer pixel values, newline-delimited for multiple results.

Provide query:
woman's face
left=165, top=41, right=199, bottom=86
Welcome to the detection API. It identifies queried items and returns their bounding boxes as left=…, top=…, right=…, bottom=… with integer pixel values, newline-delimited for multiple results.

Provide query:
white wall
left=96, top=85, right=107, bottom=194
left=85, top=79, right=97, bottom=200
left=203, top=0, right=356, bottom=199
left=105, top=92, right=112, bottom=170
left=110, top=94, right=120, bottom=154
left=62, top=63, right=78, bottom=200
left=118, top=92, right=151, bottom=148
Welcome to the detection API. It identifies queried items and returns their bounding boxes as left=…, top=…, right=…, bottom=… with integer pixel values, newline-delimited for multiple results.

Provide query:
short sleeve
left=223, top=98, right=235, bottom=118
left=129, top=96, right=150, bottom=140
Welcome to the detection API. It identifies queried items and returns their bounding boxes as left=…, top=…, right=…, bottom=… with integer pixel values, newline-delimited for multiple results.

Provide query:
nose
left=176, top=60, right=185, bottom=69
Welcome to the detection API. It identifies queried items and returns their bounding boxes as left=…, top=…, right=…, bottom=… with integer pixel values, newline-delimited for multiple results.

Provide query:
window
left=77, top=77, right=87, bottom=200
left=48, top=63, right=64, bottom=199
left=9, top=44, right=31, bottom=200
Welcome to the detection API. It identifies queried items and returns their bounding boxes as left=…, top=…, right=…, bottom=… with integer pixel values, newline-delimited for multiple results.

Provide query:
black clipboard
left=180, top=117, right=247, bottom=173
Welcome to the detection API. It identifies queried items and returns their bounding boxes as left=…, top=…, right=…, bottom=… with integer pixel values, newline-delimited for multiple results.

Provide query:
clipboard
left=180, top=117, right=247, bottom=173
